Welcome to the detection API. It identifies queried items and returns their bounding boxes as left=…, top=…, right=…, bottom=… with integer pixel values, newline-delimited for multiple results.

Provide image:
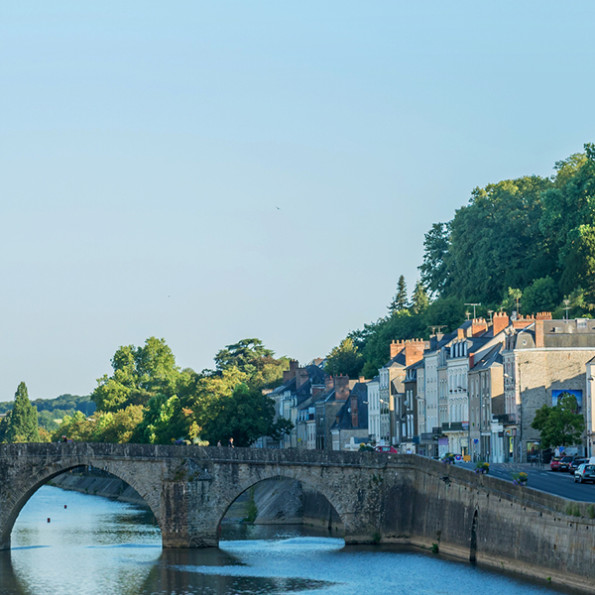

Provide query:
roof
left=470, top=344, right=503, bottom=371
left=331, top=382, right=369, bottom=431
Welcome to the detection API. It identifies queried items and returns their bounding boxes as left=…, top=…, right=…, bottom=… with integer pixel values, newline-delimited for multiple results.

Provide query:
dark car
left=574, top=464, right=595, bottom=483
left=558, top=455, right=574, bottom=472
left=570, top=458, right=589, bottom=474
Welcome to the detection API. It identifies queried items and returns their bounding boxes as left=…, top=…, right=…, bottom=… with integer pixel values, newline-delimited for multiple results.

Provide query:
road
left=456, top=462, right=595, bottom=502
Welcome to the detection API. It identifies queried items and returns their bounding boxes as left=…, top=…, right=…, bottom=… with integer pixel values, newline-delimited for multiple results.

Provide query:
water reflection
left=4, top=486, right=575, bottom=595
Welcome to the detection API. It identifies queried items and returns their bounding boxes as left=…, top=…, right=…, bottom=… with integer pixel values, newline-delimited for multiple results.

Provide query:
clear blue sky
left=1, top=1, right=594, bottom=401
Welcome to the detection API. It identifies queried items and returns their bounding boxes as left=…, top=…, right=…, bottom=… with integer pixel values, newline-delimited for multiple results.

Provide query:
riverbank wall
left=387, top=457, right=595, bottom=594
left=49, top=472, right=147, bottom=507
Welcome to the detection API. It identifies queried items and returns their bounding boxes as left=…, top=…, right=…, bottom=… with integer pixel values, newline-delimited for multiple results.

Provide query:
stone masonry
left=0, top=444, right=593, bottom=593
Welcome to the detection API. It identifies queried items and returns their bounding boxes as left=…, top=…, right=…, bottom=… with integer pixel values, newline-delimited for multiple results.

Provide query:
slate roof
left=331, top=382, right=369, bottom=431
left=470, top=343, right=503, bottom=371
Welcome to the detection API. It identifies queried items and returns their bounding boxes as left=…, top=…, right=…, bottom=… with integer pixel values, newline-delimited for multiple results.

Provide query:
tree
left=325, top=337, right=364, bottom=379
left=92, top=337, right=180, bottom=412
left=419, top=222, right=451, bottom=297
left=531, top=393, right=584, bottom=449
left=1, top=382, right=40, bottom=443
left=52, top=411, right=95, bottom=442
left=411, top=281, right=430, bottom=314
left=200, top=383, right=291, bottom=447
left=521, top=276, right=559, bottom=314
left=212, top=338, right=288, bottom=388
left=388, top=275, right=408, bottom=314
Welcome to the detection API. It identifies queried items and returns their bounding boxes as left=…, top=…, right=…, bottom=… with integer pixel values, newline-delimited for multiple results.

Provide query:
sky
left=1, top=1, right=595, bottom=401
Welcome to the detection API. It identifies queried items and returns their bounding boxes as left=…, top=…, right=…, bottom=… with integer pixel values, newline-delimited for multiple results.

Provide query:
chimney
left=296, top=367, right=309, bottom=389
left=390, top=340, right=404, bottom=359
left=457, top=328, right=465, bottom=340
left=334, top=375, right=350, bottom=401
left=404, top=338, right=426, bottom=366
left=358, top=376, right=366, bottom=383
left=536, top=312, right=552, bottom=320
left=283, top=359, right=299, bottom=382
left=471, top=318, right=488, bottom=337
left=512, top=314, right=535, bottom=330
left=350, top=391, right=359, bottom=428
left=325, top=375, right=334, bottom=392
left=535, top=319, right=545, bottom=348
left=312, top=385, right=325, bottom=398
left=493, top=312, right=509, bottom=335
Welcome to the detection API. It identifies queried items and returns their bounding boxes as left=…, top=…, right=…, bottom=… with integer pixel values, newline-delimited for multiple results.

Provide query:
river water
left=0, top=485, right=572, bottom=595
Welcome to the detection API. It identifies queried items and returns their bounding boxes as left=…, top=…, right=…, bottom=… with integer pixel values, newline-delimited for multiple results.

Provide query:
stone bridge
left=1, top=443, right=594, bottom=592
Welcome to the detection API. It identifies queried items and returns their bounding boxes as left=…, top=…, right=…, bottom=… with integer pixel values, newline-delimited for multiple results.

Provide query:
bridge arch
left=1, top=455, right=162, bottom=550
left=217, top=474, right=344, bottom=536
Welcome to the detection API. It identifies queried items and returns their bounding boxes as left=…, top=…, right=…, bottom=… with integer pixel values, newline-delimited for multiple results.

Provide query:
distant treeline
left=0, top=394, right=95, bottom=432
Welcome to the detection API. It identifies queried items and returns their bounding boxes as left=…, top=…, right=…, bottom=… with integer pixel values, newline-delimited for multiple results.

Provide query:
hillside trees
left=418, top=144, right=595, bottom=313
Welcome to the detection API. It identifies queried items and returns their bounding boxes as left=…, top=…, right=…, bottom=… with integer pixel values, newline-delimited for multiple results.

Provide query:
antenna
left=465, top=302, right=481, bottom=318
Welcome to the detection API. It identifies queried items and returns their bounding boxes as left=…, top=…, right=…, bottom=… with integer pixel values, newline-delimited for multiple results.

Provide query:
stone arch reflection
left=8, top=465, right=160, bottom=549
left=218, top=476, right=344, bottom=541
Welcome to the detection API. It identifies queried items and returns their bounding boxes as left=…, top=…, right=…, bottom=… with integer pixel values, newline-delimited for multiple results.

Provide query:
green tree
left=411, top=280, right=430, bottom=314
left=419, top=222, right=451, bottom=297
left=52, top=411, right=95, bottom=442
left=531, top=393, right=584, bottom=449
left=325, top=337, right=364, bottom=379
left=1, top=382, right=40, bottom=443
left=200, top=383, right=291, bottom=447
left=540, top=145, right=595, bottom=299
left=521, top=276, right=559, bottom=314
left=92, top=337, right=180, bottom=412
left=388, top=275, right=408, bottom=314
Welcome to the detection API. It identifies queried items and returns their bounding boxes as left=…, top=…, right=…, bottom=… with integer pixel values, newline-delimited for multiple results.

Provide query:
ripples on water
left=1, top=485, right=571, bottom=595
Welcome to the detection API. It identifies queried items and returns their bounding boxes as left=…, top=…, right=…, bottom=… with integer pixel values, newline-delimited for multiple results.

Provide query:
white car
left=573, top=463, right=595, bottom=483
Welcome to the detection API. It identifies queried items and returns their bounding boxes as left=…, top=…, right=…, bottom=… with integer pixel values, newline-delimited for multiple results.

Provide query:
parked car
left=550, top=458, right=561, bottom=471
left=558, top=455, right=575, bottom=472
left=375, top=445, right=398, bottom=453
left=573, top=463, right=595, bottom=483
left=570, top=458, right=589, bottom=474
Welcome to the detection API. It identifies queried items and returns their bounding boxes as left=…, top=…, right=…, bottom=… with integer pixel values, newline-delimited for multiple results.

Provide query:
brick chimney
left=390, top=340, right=405, bottom=359
left=334, top=375, right=350, bottom=401
left=325, top=375, right=334, bottom=392
left=282, top=359, right=299, bottom=382
left=404, top=338, right=426, bottom=366
left=457, top=327, right=465, bottom=340
left=471, top=318, right=488, bottom=337
left=536, top=312, right=552, bottom=320
left=296, top=367, right=309, bottom=389
left=493, top=312, right=509, bottom=335
left=512, top=314, right=535, bottom=330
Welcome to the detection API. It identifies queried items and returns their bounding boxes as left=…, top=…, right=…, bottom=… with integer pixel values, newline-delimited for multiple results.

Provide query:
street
left=457, top=462, right=595, bottom=502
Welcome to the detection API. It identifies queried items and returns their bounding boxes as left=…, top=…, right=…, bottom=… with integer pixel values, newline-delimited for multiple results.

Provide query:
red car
left=375, top=445, right=398, bottom=453
left=550, top=458, right=561, bottom=471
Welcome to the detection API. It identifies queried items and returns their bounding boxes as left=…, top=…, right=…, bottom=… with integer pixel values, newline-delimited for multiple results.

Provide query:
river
left=0, top=485, right=574, bottom=595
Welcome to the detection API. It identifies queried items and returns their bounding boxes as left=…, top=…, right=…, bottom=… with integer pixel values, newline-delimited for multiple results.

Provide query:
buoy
left=47, top=518, right=51, bottom=523
left=64, top=505, right=67, bottom=509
